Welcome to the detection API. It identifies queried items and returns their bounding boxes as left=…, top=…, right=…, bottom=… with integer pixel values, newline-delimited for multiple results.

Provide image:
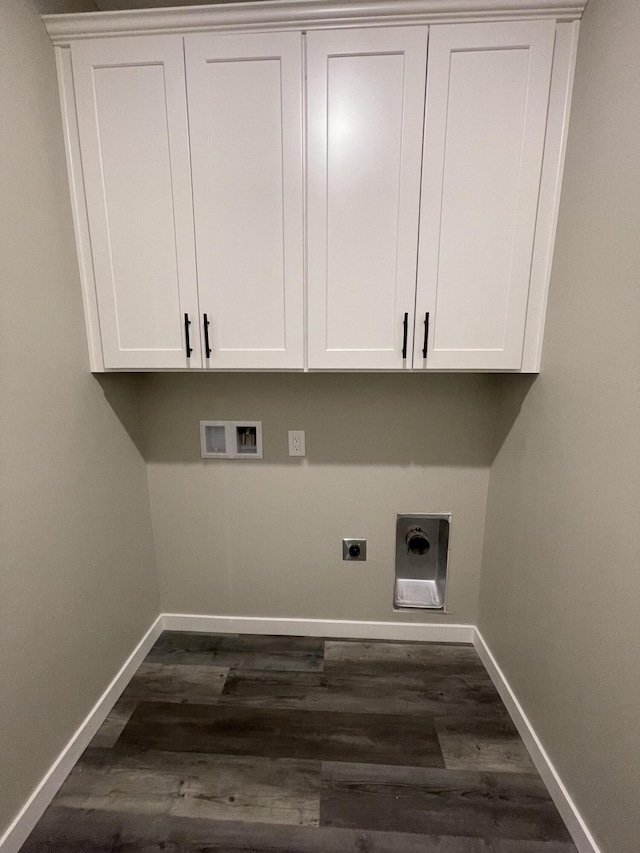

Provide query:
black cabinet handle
left=402, top=312, right=408, bottom=359
left=422, top=312, right=430, bottom=359
left=203, top=313, right=211, bottom=359
left=184, top=313, right=193, bottom=358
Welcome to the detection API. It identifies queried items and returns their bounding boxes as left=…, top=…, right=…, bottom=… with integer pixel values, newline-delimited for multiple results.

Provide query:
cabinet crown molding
left=43, top=0, right=586, bottom=45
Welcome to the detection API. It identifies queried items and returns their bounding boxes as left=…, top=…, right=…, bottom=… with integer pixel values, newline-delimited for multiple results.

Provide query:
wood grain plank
left=121, top=662, right=229, bottom=704
left=435, top=713, right=536, bottom=772
left=220, top=668, right=503, bottom=715
left=320, top=762, right=573, bottom=842
left=88, top=698, right=137, bottom=749
left=21, top=807, right=578, bottom=853
left=117, top=702, right=445, bottom=767
left=147, top=631, right=325, bottom=671
left=324, top=641, right=487, bottom=676
left=87, top=663, right=229, bottom=749
left=54, top=748, right=320, bottom=826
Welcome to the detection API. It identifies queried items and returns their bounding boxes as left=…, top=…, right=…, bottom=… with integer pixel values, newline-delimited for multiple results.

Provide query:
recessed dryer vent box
left=394, top=513, right=450, bottom=610
left=200, top=421, right=262, bottom=459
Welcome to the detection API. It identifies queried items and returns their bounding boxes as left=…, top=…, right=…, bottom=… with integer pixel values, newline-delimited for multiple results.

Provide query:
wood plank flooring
left=21, top=632, right=578, bottom=852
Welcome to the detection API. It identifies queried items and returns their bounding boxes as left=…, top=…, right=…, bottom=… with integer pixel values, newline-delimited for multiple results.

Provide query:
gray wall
left=140, top=373, right=497, bottom=624
left=479, top=1, right=640, bottom=851
left=0, top=0, right=159, bottom=838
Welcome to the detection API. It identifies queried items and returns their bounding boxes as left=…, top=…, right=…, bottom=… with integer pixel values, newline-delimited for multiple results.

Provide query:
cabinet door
left=414, top=21, right=555, bottom=370
left=307, top=28, right=428, bottom=370
left=185, top=32, right=304, bottom=370
left=71, top=36, right=201, bottom=369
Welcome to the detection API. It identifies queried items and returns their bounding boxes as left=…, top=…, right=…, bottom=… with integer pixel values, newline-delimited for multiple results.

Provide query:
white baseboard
left=0, top=615, right=164, bottom=853
left=473, top=628, right=601, bottom=853
left=161, top=613, right=475, bottom=644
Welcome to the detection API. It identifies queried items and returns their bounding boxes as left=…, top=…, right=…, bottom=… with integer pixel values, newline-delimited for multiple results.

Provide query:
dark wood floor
left=22, top=632, right=578, bottom=852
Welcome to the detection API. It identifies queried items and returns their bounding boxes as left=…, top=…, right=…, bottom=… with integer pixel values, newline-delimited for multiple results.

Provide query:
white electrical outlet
left=288, top=430, right=305, bottom=457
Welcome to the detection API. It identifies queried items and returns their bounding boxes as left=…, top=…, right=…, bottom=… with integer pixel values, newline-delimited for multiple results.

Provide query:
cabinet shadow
left=102, top=372, right=538, bottom=469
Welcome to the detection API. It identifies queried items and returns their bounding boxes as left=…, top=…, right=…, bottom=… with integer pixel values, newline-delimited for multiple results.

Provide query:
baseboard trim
left=473, top=628, right=601, bottom=853
left=161, top=613, right=475, bottom=643
left=0, top=614, right=164, bottom=853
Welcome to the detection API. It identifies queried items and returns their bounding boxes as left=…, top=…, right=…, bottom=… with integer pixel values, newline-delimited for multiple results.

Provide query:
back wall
left=140, top=373, right=498, bottom=625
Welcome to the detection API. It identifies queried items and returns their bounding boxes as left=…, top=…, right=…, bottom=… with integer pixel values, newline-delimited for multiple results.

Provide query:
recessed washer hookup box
left=394, top=514, right=450, bottom=610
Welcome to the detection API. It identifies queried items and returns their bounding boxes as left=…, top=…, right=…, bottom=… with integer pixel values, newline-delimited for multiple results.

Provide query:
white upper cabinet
left=71, top=36, right=201, bottom=369
left=306, top=28, right=428, bottom=370
left=185, top=32, right=304, bottom=369
left=48, top=2, right=583, bottom=373
left=414, top=21, right=555, bottom=370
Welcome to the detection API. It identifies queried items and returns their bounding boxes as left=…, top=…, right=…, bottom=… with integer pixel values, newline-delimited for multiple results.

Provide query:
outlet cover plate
left=288, top=430, right=305, bottom=456
left=343, top=538, right=367, bottom=561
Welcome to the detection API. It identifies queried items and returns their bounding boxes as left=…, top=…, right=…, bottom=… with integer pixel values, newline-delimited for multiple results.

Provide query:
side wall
left=479, top=1, right=640, bottom=851
left=141, top=373, right=497, bottom=625
left=0, top=0, right=159, bottom=837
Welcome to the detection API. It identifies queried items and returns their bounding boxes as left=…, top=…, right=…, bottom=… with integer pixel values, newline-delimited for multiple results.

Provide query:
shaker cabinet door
left=71, top=36, right=201, bottom=369
left=306, top=27, right=428, bottom=370
left=414, top=21, right=555, bottom=370
left=185, top=32, right=304, bottom=369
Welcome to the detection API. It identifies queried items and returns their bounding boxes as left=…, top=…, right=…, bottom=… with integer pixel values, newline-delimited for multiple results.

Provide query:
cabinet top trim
left=44, top=0, right=587, bottom=45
